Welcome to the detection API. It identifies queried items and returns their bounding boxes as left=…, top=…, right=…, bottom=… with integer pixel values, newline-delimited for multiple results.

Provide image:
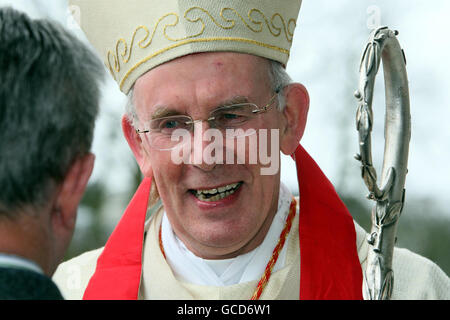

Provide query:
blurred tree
left=342, top=194, right=450, bottom=276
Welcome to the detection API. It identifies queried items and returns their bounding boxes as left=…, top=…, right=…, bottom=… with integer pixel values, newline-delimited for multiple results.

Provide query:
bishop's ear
left=122, top=115, right=153, bottom=177
left=279, top=83, right=310, bottom=156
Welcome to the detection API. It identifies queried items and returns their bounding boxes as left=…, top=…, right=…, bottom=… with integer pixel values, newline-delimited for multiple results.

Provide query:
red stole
left=83, top=144, right=363, bottom=300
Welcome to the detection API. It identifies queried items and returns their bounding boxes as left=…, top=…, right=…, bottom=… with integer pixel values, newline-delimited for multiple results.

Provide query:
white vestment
left=161, top=183, right=293, bottom=287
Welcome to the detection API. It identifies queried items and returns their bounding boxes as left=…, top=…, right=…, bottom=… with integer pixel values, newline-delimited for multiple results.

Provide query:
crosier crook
left=354, top=26, right=411, bottom=300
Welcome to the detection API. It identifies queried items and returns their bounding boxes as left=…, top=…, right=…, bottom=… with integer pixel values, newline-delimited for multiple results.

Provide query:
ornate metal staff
left=354, top=26, right=411, bottom=300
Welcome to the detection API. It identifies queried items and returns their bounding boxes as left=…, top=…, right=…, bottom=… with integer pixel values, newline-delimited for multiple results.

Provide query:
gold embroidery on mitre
left=106, top=6, right=297, bottom=91
left=119, top=36, right=290, bottom=90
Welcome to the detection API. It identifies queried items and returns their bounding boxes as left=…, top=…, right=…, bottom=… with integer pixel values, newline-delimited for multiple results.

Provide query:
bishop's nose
left=190, top=120, right=219, bottom=172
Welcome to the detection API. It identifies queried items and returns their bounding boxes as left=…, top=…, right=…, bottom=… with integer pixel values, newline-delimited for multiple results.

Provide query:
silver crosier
left=354, top=26, right=411, bottom=300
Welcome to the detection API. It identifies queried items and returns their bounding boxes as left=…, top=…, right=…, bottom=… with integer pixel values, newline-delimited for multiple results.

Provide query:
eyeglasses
left=136, top=89, right=280, bottom=150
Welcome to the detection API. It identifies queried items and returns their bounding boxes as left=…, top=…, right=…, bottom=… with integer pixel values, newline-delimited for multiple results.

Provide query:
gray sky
left=282, top=0, right=450, bottom=216
left=2, top=0, right=450, bottom=218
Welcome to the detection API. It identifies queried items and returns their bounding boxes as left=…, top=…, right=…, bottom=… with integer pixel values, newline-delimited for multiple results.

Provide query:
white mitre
left=69, top=0, right=302, bottom=94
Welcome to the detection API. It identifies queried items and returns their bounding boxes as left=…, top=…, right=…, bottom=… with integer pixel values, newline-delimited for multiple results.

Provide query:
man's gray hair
left=0, top=7, right=104, bottom=217
left=268, top=59, right=292, bottom=111
left=125, top=59, right=292, bottom=128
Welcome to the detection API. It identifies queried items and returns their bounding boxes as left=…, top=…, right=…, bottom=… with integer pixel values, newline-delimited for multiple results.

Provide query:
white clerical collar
left=161, top=182, right=295, bottom=286
left=0, top=253, right=44, bottom=275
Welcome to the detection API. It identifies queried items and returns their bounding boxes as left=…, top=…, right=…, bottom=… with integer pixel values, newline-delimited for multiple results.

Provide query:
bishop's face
left=127, top=52, right=299, bottom=259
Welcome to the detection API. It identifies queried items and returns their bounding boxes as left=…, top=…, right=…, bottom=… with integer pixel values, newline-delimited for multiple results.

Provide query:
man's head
left=123, top=52, right=309, bottom=259
left=69, top=0, right=306, bottom=259
left=0, top=7, right=104, bottom=275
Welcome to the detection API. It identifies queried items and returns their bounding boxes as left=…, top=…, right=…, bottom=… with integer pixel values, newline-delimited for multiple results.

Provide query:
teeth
left=193, top=182, right=241, bottom=201
left=196, top=183, right=239, bottom=195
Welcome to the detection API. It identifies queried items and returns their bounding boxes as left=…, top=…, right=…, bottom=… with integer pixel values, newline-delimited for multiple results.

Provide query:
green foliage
left=342, top=194, right=450, bottom=276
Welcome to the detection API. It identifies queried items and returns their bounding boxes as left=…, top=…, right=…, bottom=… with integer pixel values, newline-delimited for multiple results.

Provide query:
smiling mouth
left=189, top=182, right=243, bottom=202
